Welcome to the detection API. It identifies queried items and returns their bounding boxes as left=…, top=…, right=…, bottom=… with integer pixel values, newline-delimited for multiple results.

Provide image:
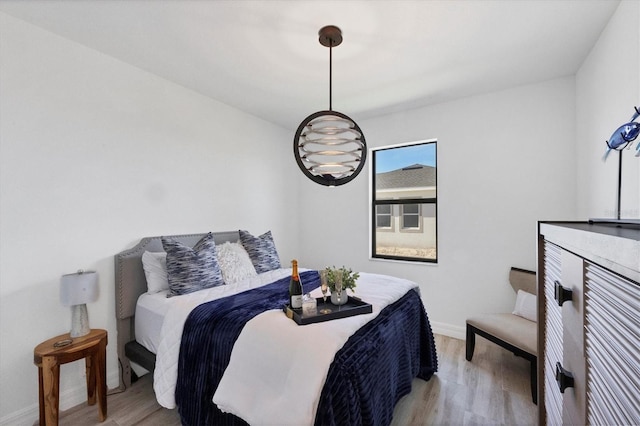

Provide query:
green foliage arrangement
left=325, top=266, right=360, bottom=293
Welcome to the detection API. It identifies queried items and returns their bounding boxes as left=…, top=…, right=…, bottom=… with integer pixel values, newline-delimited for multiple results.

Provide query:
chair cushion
left=466, top=312, right=537, bottom=355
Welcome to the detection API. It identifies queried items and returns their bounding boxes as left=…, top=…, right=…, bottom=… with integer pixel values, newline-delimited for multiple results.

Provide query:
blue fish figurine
left=604, top=106, right=640, bottom=160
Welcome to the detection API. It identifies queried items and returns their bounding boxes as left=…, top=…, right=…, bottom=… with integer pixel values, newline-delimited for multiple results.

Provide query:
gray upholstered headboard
left=114, top=231, right=240, bottom=390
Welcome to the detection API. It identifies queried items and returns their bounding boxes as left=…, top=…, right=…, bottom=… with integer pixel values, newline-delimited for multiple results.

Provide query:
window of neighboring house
left=376, top=204, right=393, bottom=229
left=401, top=204, right=421, bottom=230
left=371, top=140, right=437, bottom=263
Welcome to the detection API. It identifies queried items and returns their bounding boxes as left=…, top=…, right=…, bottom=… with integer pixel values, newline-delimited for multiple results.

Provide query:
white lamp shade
left=60, top=271, right=99, bottom=306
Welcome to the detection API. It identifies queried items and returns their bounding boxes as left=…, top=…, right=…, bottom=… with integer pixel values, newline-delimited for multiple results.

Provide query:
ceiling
left=0, top=0, right=620, bottom=129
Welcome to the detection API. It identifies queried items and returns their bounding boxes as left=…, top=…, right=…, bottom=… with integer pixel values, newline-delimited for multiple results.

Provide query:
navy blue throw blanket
left=314, top=289, right=437, bottom=426
left=175, top=271, right=438, bottom=426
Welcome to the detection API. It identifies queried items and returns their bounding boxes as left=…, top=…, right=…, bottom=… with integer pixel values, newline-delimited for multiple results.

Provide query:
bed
left=115, top=231, right=437, bottom=425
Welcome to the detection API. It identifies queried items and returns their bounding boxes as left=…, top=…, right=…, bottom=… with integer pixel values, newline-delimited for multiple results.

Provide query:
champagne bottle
left=289, top=259, right=303, bottom=309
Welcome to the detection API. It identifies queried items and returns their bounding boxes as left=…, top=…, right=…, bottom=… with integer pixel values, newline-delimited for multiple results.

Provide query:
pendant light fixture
left=294, top=25, right=367, bottom=187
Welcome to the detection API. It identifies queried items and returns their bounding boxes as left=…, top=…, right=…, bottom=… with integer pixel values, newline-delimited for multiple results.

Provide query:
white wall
left=0, top=13, right=297, bottom=424
left=576, top=0, right=640, bottom=220
left=298, top=77, right=578, bottom=336
left=297, top=0, right=639, bottom=338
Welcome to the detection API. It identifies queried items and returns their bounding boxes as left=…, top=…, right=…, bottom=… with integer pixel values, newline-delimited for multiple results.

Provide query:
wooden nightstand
left=33, top=329, right=108, bottom=426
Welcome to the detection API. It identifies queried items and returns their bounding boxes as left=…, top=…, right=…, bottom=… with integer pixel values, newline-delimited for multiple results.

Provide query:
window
left=376, top=205, right=393, bottom=229
left=401, top=204, right=420, bottom=229
left=371, top=140, right=437, bottom=262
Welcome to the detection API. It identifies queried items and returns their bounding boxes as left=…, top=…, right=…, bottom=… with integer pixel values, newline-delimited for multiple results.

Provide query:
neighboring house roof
left=376, top=164, right=436, bottom=189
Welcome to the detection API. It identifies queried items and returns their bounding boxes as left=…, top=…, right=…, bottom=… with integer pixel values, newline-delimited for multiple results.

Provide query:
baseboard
left=431, top=321, right=466, bottom=340
left=0, top=370, right=120, bottom=426
left=0, top=403, right=36, bottom=426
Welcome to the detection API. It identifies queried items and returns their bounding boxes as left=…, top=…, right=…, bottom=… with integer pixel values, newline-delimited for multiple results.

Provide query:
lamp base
left=70, top=304, right=90, bottom=338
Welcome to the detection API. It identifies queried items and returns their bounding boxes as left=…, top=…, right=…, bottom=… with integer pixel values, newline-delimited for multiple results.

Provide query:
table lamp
left=60, top=270, right=99, bottom=338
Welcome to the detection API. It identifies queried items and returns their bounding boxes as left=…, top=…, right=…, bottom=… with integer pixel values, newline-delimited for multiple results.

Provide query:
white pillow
left=513, top=290, right=537, bottom=322
left=141, top=251, right=169, bottom=294
left=216, top=241, right=257, bottom=284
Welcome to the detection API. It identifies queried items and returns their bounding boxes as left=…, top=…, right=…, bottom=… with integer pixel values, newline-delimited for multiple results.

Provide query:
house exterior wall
left=375, top=187, right=436, bottom=200
left=375, top=184, right=437, bottom=255
left=375, top=204, right=437, bottom=249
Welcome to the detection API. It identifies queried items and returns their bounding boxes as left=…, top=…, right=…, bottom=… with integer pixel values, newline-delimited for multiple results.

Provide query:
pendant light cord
left=329, top=39, right=333, bottom=111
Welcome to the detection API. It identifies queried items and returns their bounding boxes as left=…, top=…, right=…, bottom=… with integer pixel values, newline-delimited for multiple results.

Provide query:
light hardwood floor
left=55, top=334, right=537, bottom=425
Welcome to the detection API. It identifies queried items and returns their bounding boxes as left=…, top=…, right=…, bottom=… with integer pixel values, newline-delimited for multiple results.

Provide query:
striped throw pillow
left=239, top=230, right=281, bottom=273
left=162, top=232, right=224, bottom=297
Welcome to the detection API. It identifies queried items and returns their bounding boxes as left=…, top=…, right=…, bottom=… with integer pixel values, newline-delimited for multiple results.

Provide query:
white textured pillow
left=513, top=290, right=537, bottom=322
left=216, top=241, right=257, bottom=284
left=141, top=251, right=169, bottom=294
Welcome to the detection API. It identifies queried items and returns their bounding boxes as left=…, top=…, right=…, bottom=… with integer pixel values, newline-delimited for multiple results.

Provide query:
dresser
left=537, top=221, right=640, bottom=425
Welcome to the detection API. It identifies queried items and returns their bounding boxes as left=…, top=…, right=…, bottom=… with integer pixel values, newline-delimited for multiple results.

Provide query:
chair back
left=509, top=267, right=536, bottom=295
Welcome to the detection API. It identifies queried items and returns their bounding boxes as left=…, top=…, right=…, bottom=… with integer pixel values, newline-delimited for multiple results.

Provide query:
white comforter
left=153, top=268, right=418, bottom=426
left=154, top=268, right=292, bottom=408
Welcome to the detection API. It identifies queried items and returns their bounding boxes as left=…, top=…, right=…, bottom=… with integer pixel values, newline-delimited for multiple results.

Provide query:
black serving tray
left=283, top=296, right=373, bottom=325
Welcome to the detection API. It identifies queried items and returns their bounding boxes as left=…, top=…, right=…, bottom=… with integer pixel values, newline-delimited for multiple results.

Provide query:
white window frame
left=400, top=204, right=422, bottom=231
left=375, top=204, right=394, bottom=230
